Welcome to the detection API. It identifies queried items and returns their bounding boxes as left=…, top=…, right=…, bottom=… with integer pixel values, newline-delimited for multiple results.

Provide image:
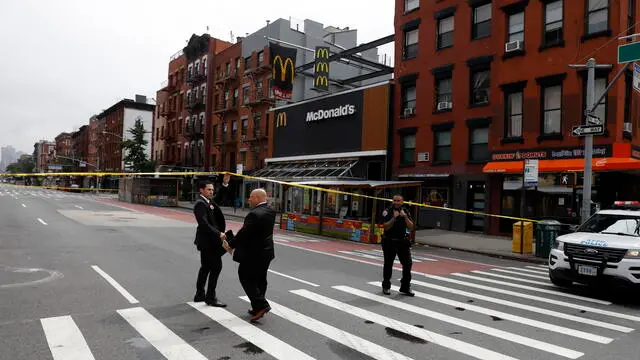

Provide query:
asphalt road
left=1, top=184, right=640, bottom=360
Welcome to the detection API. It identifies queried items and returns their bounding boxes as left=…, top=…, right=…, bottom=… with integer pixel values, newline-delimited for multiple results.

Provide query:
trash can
left=512, top=221, right=533, bottom=254
left=535, top=220, right=562, bottom=258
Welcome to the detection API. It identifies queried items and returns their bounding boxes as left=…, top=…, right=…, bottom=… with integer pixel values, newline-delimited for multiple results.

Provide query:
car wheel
left=549, top=271, right=572, bottom=287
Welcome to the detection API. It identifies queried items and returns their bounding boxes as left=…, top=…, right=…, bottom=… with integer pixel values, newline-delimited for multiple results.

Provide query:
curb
left=416, top=242, right=549, bottom=265
left=176, top=205, right=280, bottom=224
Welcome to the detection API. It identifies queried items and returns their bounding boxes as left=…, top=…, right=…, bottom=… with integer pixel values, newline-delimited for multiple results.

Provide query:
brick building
left=393, top=0, right=640, bottom=235
left=71, top=125, right=90, bottom=171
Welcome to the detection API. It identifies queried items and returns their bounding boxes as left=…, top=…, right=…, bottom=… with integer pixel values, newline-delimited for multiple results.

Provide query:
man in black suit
left=224, top=188, right=275, bottom=322
left=193, top=174, right=231, bottom=307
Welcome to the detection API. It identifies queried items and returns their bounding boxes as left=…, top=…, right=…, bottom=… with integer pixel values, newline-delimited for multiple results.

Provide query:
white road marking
left=74, top=205, right=83, bottom=210
left=21, top=203, right=26, bottom=208
left=471, top=270, right=554, bottom=286
left=91, top=265, right=139, bottom=304
left=452, top=273, right=612, bottom=305
left=291, top=289, right=518, bottom=360
left=408, top=278, right=633, bottom=333
left=334, top=286, right=583, bottom=359
left=41, top=315, right=96, bottom=360
left=509, top=267, right=548, bottom=275
left=268, top=269, right=320, bottom=287
left=118, top=307, right=207, bottom=360
left=239, top=296, right=414, bottom=360
left=188, top=302, right=315, bottom=360
left=369, top=281, right=613, bottom=343
left=491, top=268, right=549, bottom=280
left=37, top=218, right=47, bottom=225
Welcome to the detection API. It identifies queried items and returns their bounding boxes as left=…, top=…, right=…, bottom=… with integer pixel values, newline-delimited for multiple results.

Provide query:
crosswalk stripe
left=333, top=286, right=583, bottom=359
left=40, top=315, right=96, bottom=360
left=368, top=282, right=613, bottom=343
left=238, top=296, right=414, bottom=360
left=408, top=278, right=633, bottom=333
left=117, top=307, right=208, bottom=360
left=491, top=268, right=549, bottom=280
left=509, top=267, right=549, bottom=275
left=471, top=270, right=553, bottom=285
left=355, top=249, right=438, bottom=262
left=291, top=289, right=519, bottom=360
left=452, top=273, right=612, bottom=305
left=535, top=265, right=549, bottom=269
left=187, top=302, right=315, bottom=360
left=438, top=274, right=640, bottom=321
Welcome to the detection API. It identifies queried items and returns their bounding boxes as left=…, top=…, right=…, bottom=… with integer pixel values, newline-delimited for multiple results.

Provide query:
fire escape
left=242, top=54, right=273, bottom=172
left=184, top=62, right=207, bottom=170
left=213, top=63, right=240, bottom=171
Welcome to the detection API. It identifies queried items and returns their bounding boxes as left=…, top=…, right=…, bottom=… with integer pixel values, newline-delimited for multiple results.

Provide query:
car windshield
left=577, top=214, right=640, bottom=236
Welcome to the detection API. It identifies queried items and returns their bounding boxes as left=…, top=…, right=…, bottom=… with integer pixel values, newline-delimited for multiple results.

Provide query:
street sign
left=618, top=42, right=640, bottom=63
left=524, top=159, right=538, bottom=187
left=634, top=62, right=640, bottom=92
left=587, top=114, right=601, bottom=125
left=572, top=124, right=605, bottom=137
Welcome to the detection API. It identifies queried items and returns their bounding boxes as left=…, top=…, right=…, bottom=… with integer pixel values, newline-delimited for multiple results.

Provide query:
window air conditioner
left=624, top=122, right=633, bottom=133
left=437, top=102, right=452, bottom=111
left=404, top=107, right=415, bottom=116
left=505, top=40, right=524, bottom=52
left=417, top=152, right=430, bottom=162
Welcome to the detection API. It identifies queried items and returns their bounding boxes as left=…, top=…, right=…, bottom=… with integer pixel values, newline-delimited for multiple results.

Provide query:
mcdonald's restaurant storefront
left=245, top=81, right=418, bottom=243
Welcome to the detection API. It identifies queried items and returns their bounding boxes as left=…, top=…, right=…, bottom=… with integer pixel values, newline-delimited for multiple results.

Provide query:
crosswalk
left=0, top=187, right=111, bottom=200
left=34, top=264, right=640, bottom=360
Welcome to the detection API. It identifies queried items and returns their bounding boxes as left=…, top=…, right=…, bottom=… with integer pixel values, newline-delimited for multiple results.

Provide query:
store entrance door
left=467, top=182, right=486, bottom=232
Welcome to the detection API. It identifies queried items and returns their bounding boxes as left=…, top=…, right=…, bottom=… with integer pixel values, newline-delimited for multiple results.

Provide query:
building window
left=506, top=91, right=523, bottom=137
left=253, top=113, right=262, bottom=137
left=472, top=3, right=492, bottom=39
left=401, top=83, right=417, bottom=115
left=400, top=133, right=416, bottom=165
left=404, top=27, right=419, bottom=59
left=243, top=85, right=250, bottom=104
left=405, top=0, right=419, bottom=12
left=544, top=1, right=563, bottom=45
left=471, top=69, right=490, bottom=106
left=586, top=0, right=608, bottom=35
left=584, top=77, right=608, bottom=124
left=241, top=118, right=248, bottom=136
left=257, top=51, right=264, bottom=65
left=508, top=12, right=524, bottom=42
left=233, top=88, right=238, bottom=106
left=437, top=16, right=454, bottom=49
left=436, top=77, right=453, bottom=109
left=232, top=120, right=238, bottom=137
left=542, top=84, right=562, bottom=134
left=629, top=0, right=636, bottom=37
left=625, top=70, right=633, bottom=125
left=213, top=125, right=218, bottom=141
left=235, top=58, right=241, bottom=72
left=245, top=56, right=252, bottom=70
left=434, top=131, right=452, bottom=163
left=469, top=127, right=489, bottom=162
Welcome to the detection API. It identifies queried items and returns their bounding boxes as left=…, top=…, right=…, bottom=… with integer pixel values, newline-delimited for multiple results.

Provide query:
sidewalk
left=414, top=229, right=547, bottom=264
left=176, top=201, right=546, bottom=264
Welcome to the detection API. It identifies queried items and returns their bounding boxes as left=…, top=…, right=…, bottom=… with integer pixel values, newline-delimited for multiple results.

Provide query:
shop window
left=586, top=0, right=608, bottom=35
left=437, top=16, right=454, bottom=49
left=423, top=188, right=448, bottom=208
left=400, top=133, right=416, bottom=165
left=434, top=130, right=452, bottom=162
left=472, top=3, right=491, bottom=40
left=543, top=1, right=563, bottom=46
left=542, top=84, right=562, bottom=134
left=469, top=127, right=489, bottom=162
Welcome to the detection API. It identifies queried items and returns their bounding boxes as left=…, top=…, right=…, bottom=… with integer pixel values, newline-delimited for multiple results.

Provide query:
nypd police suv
left=549, top=201, right=640, bottom=289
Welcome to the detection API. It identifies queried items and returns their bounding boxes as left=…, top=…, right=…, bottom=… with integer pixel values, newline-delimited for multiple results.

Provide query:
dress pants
left=381, top=237, right=413, bottom=290
left=196, top=249, right=222, bottom=301
left=238, top=258, right=271, bottom=311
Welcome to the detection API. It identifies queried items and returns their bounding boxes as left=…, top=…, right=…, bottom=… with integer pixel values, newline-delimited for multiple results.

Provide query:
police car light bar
left=613, top=201, right=640, bottom=209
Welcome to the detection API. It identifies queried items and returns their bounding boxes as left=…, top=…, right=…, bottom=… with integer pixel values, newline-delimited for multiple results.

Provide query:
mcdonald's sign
left=314, top=46, right=330, bottom=91
left=269, top=42, right=297, bottom=100
left=275, top=112, right=287, bottom=128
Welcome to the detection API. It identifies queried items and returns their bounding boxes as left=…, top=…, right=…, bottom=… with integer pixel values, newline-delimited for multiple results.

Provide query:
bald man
left=225, top=188, right=276, bottom=322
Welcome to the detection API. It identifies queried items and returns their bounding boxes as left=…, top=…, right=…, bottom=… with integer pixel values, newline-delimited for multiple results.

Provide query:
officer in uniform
left=380, top=194, right=415, bottom=296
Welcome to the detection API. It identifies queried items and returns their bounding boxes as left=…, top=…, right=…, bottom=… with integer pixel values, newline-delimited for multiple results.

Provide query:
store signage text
left=490, top=145, right=611, bottom=162
left=306, top=104, right=356, bottom=123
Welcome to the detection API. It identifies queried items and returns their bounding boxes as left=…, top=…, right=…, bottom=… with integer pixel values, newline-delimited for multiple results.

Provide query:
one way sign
left=572, top=124, right=604, bottom=137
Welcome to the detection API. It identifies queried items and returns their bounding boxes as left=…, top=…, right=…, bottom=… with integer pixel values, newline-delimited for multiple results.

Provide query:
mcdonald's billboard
left=269, top=42, right=297, bottom=100
left=314, top=46, right=330, bottom=91
left=272, top=89, right=364, bottom=157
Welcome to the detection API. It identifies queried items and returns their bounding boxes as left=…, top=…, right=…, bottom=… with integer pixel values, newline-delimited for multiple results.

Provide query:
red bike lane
left=95, top=198, right=497, bottom=275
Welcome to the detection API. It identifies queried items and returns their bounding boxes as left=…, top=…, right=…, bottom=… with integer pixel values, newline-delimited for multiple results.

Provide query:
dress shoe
left=399, top=288, right=415, bottom=297
left=205, top=299, right=227, bottom=307
left=250, top=306, right=271, bottom=323
left=382, top=288, right=391, bottom=295
left=248, top=309, right=257, bottom=316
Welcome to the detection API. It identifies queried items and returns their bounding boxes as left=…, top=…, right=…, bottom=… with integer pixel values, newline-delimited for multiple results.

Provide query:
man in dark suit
left=193, top=174, right=231, bottom=307
left=224, top=188, right=275, bottom=322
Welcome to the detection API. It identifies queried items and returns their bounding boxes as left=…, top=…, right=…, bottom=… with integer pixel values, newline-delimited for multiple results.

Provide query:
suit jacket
left=193, top=183, right=229, bottom=256
left=227, top=203, right=276, bottom=263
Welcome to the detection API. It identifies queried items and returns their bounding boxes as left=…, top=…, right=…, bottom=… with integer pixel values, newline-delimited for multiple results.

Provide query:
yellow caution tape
left=0, top=170, right=539, bottom=223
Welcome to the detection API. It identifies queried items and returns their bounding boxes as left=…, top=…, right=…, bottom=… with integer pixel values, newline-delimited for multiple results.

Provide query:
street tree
left=120, top=117, right=155, bottom=172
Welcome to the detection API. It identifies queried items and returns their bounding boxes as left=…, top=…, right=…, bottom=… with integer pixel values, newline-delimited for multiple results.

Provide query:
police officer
left=381, top=194, right=415, bottom=296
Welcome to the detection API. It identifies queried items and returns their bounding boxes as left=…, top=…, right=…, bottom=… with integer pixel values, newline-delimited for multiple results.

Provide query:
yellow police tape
left=0, top=170, right=539, bottom=223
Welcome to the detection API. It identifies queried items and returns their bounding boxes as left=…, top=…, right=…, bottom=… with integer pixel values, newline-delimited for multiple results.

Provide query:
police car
left=549, top=201, right=640, bottom=289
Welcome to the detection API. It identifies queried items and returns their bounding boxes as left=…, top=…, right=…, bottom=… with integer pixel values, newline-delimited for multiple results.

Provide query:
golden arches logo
left=316, top=47, right=329, bottom=58
left=315, top=76, right=328, bottom=87
left=272, top=56, right=295, bottom=83
left=276, top=112, right=287, bottom=128
left=315, top=62, right=329, bottom=72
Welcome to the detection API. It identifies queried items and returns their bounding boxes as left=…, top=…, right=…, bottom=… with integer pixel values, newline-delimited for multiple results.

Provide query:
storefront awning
left=292, top=180, right=423, bottom=189
left=250, top=158, right=360, bottom=179
left=483, top=157, right=640, bottom=174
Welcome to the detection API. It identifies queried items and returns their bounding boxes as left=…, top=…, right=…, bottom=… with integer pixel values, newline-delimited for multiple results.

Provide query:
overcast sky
left=0, top=0, right=395, bottom=154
